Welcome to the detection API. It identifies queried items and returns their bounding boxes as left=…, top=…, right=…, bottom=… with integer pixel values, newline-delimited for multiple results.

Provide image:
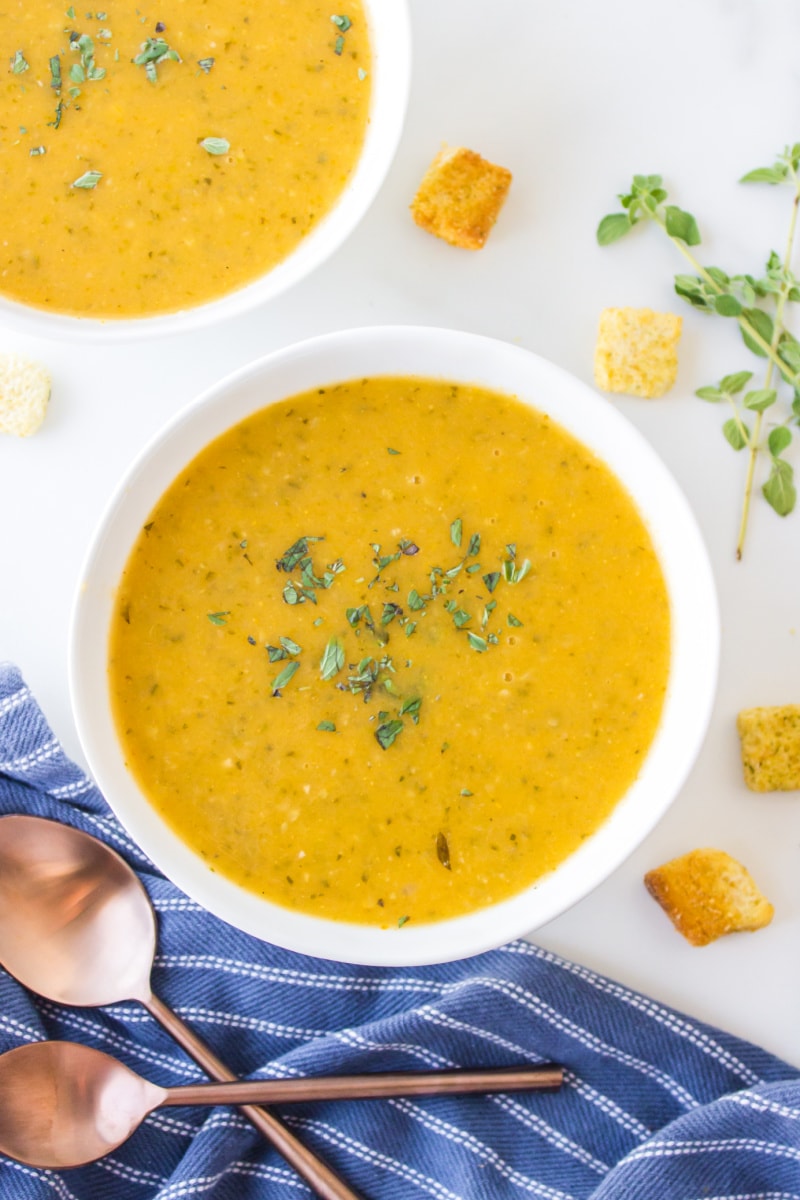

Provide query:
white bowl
left=0, top=3, right=410, bottom=342
left=70, top=326, right=719, bottom=965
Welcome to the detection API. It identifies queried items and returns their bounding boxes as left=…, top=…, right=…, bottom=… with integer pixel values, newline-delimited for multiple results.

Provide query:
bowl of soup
left=0, top=1, right=410, bottom=338
left=70, top=325, right=719, bottom=964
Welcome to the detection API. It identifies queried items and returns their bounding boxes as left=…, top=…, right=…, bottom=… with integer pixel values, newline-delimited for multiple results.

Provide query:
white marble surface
left=2, top=0, right=799, bottom=1064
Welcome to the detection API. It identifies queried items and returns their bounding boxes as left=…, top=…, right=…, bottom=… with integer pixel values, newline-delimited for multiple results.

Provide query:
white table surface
left=2, top=0, right=799, bottom=1067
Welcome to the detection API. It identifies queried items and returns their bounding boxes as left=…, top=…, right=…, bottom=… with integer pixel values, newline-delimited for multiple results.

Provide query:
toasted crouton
left=644, top=848, right=774, bottom=946
left=594, top=307, right=682, bottom=398
left=0, top=353, right=51, bottom=437
left=737, top=704, right=800, bottom=792
left=411, top=146, right=512, bottom=250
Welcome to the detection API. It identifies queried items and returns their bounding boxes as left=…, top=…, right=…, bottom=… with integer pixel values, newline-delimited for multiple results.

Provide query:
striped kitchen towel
left=0, top=660, right=798, bottom=1200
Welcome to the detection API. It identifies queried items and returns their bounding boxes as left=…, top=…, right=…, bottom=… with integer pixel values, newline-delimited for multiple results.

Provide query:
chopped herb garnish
left=267, top=644, right=287, bottom=663
left=450, top=517, right=463, bottom=548
left=66, top=5, right=76, bottom=16
left=279, top=635, right=302, bottom=656
left=320, top=636, right=345, bottom=681
left=357, top=67, right=367, bottom=81
left=397, top=914, right=410, bottom=928
left=387, top=447, right=400, bottom=455
left=467, top=532, right=481, bottom=556
left=276, top=535, right=323, bottom=573
left=48, top=99, right=65, bottom=129
left=10, top=50, right=29, bottom=74
left=197, top=57, right=214, bottom=73
left=375, top=718, right=403, bottom=750
left=399, top=697, right=421, bottom=723
left=330, top=14, right=352, bottom=31
left=207, top=611, right=229, bottom=626
left=272, top=660, right=299, bottom=691
left=407, top=588, right=425, bottom=611
left=201, top=136, right=230, bottom=156
left=481, top=599, right=497, bottom=630
left=317, top=720, right=336, bottom=732
left=502, top=557, right=531, bottom=585
left=71, top=33, right=105, bottom=81
left=399, top=539, right=419, bottom=556
left=380, top=602, right=402, bottom=626
left=247, top=635, right=256, bottom=645
left=29, top=145, right=46, bottom=156
left=436, top=832, right=451, bottom=870
left=460, top=789, right=473, bottom=797
left=72, top=169, right=101, bottom=188
left=482, top=571, right=500, bottom=593
left=452, top=608, right=471, bottom=628
left=405, top=622, right=416, bottom=638
left=467, top=632, right=488, bottom=653
left=50, top=55, right=62, bottom=89
left=334, top=34, right=344, bottom=54
left=134, top=35, right=180, bottom=82
left=507, top=613, right=523, bottom=627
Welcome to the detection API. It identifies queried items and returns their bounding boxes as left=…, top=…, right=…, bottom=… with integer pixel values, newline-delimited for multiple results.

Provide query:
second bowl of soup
left=0, top=0, right=410, bottom=337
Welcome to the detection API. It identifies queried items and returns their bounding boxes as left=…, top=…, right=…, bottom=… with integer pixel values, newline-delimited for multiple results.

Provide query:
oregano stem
left=735, top=172, right=800, bottom=558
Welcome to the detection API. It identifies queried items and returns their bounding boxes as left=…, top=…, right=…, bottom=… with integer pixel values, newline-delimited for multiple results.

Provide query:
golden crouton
left=0, top=353, right=51, bottom=437
left=594, top=307, right=682, bottom=398
left=644, top=848, right=774, bottom=947
left=411, top=146, right=512, bottom=250
left=737, top=704, right=800, bottom=792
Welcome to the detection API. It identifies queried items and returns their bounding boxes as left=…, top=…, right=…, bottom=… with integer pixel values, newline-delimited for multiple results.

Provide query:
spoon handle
left=145, top=993, right=362, bottom=1200
left=163, top=1064, right=564, bottom=1107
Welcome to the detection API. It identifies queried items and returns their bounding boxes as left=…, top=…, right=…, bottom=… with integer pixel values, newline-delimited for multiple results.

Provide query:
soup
left=0, top=1, right=371, bottom=317
left=109, top=378, right=671, bottom=927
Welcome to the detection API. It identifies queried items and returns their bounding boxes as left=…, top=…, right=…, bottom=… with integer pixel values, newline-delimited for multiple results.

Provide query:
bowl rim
left=69, top=324, right=720, bottom=965
left=0, top=1, right=411, bottom=343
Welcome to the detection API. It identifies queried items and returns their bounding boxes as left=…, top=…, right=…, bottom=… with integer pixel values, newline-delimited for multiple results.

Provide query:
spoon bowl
left=0, top=1042, right=163, bottom=1168
left=0, top=816, right=155, bottom=1007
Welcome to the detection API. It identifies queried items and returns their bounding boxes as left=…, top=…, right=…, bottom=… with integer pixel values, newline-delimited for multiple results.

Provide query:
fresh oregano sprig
left=597, top=147, right=800, bottom=558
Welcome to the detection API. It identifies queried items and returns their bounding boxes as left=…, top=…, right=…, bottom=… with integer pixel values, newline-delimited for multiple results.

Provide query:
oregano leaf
left=740, top=165, right=788, bottom=184
left=743, top=388, right=777, bottom=412
left=695, top=385, right=722, bottom=402
left=714, top=294, right=742, bottom=317
left=768, top=426, right=792, bottom=456
left=719, top=371, right=753, bottom=395
left=740, top=307, right=775, bottom=356
left=763, top=458, right=796, bottom=516
left=596, top=213, right=632, bottom=246
left=722, top=418, right=749, bottom=451
left=664, top=205, right=701, bottom=246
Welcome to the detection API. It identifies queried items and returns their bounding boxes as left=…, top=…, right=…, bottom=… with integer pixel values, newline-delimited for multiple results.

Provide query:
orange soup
left=109, top=378, right=671, bottom=926
left=0, top=1, right=371, bottom=316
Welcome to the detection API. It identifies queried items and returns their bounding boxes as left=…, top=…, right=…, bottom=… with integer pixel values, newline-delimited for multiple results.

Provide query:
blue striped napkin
left=1, top=660, right=798, bottom=1200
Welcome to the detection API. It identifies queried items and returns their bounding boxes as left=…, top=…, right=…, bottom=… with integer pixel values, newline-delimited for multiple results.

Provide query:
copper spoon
left=0, top=815, right=362, bottom=1199
left=0, top=1041, right=563, bottom=1169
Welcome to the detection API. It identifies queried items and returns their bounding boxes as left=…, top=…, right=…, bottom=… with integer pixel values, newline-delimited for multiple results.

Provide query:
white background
left=1, top=1, right=799, bottom=1065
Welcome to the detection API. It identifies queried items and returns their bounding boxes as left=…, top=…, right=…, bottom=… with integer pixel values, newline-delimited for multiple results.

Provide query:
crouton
left=644, top=848, right=774, bottom=946
left=411, top=146, right=512, bottom=250
left=594, top=307, right=682, bottom=398
left=0, top=353, right=51, bottom=437
left=737, top=704, right=800, bottom=792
